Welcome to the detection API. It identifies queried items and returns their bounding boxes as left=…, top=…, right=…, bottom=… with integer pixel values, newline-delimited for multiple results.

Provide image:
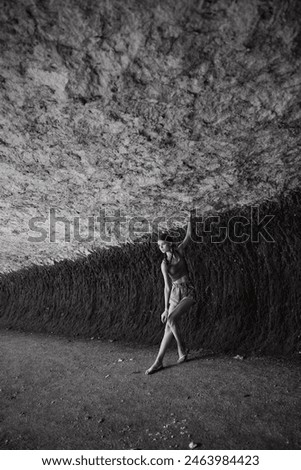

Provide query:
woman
left=145, top=212, right=196, bottom=375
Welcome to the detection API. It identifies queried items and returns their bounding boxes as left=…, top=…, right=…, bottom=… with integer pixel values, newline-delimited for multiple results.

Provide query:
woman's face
left=157, top=240, right=171, bottom=253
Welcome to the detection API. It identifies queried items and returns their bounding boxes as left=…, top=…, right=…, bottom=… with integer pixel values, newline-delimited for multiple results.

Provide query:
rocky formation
left=0, top=0, right=300, bottom=271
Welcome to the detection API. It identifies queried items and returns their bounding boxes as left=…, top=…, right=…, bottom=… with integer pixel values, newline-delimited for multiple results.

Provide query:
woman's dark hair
left=157, top=232, right=173, bottom=243
left=157, top=232, right=175, bottom=264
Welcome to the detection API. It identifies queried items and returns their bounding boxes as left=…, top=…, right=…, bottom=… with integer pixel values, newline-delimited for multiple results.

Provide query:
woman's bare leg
left=145, top=323, right=173, bottom=374
left=155, top=323, right=173, bottom=362
left=145, top=297, right=195, bottom=374
left=167, top=297, right=195, bottom=358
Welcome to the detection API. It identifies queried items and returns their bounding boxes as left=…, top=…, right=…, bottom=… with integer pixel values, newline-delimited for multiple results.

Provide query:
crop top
left=166, top=250, right=189, bottom=282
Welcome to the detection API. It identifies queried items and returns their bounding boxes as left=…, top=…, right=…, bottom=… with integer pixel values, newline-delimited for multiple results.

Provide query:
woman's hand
left=161, top=309, right=169, bottom=323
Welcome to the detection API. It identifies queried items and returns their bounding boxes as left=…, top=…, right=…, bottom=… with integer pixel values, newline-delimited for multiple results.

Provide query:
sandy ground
left=0, top=329, right=300, bottom=450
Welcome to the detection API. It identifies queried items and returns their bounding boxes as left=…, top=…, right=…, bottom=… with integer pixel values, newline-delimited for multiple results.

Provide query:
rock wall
left=1, top=190, right=300, bottom=354
left=0, top=0, right=300, bottom=271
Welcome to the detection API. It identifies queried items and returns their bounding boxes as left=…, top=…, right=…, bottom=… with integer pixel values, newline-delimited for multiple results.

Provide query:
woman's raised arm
left=177, top=210, right=193, bottom=252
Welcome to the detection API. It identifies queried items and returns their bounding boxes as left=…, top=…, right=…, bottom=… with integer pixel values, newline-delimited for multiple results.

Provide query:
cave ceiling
left=0, top=0, right=300, bottom=270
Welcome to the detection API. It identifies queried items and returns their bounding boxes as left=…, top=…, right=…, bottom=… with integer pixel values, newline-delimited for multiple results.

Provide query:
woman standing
left=145, top=213, right=196, bottom=375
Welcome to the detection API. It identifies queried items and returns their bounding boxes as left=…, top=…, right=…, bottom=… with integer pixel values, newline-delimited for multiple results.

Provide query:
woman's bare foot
left=145, top=361, right=164, bottom=375
left=177, top=349, right=189, bottom=364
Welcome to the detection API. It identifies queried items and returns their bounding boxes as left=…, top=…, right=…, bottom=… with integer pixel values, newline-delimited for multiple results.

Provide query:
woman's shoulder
left=161, top=260, right=170, bottom=278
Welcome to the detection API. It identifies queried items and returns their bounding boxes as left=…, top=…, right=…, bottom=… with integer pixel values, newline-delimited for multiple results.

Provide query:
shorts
left=168, top=279, right=196, bottom=315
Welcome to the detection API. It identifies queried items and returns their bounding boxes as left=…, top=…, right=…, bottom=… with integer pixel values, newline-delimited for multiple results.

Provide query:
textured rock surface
left=0, top=0, right=300, bottom=271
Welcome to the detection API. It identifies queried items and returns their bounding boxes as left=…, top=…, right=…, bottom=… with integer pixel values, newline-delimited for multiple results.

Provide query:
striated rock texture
left=0, top=0, right=301, bottom=271
left=1, top=190, right=301, bottom=354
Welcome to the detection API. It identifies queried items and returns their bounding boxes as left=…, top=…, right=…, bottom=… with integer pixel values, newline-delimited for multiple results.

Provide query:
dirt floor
left=0, top=329, right=300, bottom=450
